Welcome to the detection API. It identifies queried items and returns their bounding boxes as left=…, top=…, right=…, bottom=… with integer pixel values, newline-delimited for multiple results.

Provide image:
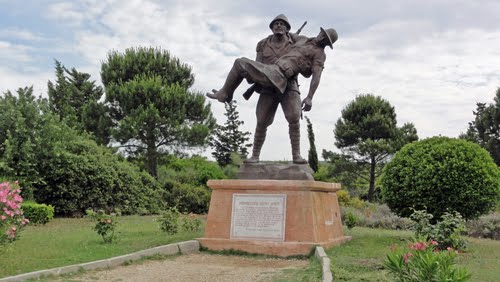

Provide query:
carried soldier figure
left=207, top=14, right=338, bottom=164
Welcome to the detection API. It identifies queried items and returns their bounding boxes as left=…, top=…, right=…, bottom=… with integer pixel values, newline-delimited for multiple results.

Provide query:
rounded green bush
left=381, top=136, right=500, bottom=220
left=21, top=202, right=55, bottom=224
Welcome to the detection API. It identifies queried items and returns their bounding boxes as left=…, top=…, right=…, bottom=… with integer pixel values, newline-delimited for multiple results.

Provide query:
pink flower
left=430, top=240, right=438, bottom=246
left=14, top=180, right=19, bottom=185
left=7, top=226, right=17, bottom=238
left=411, top=242, right=426, bottom=251
left=1, top=215, right=6, bottom=221
left=403, top=252, right=413, bottom=263
left=106, top=219, right=112, bottom=224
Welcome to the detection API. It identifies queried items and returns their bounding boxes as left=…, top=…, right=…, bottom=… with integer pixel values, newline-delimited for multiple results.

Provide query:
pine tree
left=209, top=100, right=252, bottom=166
left=101, top=47, right=215, bottom=177
left=334, top=94, right=418, bottom=201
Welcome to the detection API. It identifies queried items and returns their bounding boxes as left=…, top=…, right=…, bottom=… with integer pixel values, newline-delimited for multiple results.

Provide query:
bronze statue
left=207, top=15, right=338, bottom=164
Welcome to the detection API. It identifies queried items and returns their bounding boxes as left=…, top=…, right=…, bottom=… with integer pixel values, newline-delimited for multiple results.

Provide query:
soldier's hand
left=302, top=97, right=312, bottom=111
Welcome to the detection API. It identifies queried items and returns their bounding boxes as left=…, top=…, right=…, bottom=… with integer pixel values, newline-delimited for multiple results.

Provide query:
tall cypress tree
left=305, top=116, right=319, bottom=172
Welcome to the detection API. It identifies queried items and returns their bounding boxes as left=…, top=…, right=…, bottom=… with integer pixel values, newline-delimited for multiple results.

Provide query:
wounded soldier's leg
left=206, top=58, right=249, bottom=103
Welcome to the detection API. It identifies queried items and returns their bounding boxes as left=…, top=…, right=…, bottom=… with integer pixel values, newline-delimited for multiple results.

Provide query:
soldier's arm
left=301, top=66, right=323, bottom=111
left=302, top=50, right=326, bottom=111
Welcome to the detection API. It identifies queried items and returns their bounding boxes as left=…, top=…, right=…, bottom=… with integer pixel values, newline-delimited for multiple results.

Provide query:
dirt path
left=53, top=253, right=309, bottom=282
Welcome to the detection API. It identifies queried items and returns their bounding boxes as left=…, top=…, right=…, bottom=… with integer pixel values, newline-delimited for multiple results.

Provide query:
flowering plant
left=86, top=209, right=118, bottom=243
left=385, top=239, right=471, bottom=281
left=1, top=181, right=29, bottom=251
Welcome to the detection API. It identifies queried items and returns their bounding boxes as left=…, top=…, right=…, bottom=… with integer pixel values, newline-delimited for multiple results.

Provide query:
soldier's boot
left=244, top=127, right=266, bottom=163
left=206, top=62, right=244, bottom=103
left=289, top=122, right=307, bottom=164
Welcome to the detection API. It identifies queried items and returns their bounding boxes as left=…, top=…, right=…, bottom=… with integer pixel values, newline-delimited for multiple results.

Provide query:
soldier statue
left=207, top=16, right=338, bottom=164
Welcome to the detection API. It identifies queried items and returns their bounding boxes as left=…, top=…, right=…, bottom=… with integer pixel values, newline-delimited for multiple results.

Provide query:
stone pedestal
left=198, top=179, right=351, bottom=257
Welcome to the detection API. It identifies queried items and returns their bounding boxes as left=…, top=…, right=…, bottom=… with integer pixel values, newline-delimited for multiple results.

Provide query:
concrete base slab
left=198, top=236, right=352, bottom=257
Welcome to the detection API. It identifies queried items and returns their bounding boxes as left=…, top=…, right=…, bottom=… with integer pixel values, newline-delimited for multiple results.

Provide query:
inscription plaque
left=230, top=194, right=287, bottom=240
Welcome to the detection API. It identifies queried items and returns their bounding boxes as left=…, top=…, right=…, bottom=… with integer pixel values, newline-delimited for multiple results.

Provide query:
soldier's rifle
left=242, top=21, right=307, bottom=100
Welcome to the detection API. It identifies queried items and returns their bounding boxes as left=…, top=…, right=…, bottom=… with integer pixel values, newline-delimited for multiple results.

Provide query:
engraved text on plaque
left=230, top=194, right=286, bottom=240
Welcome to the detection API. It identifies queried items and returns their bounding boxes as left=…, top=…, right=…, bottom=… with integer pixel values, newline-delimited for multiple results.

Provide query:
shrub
left=381, top=137, right=500, bottom=221
left=410, top=210, right=468, bottom=250
left=1, top=181, right=29, bottom=250
left=33, top=130, right=164, bottom=216
left=86, top=209, right=118, bottom=243
left=158, top=207, right=180, bottom=235
left=466, top=213, right=500, bottom=240
left=385, top=239, right=471, bottom=282
left=341, top=204, right=413, bottom=231
left=337, top=190, right=351, bottom=207
left=344, top=212, right=357, bottom=229
left=158, top=155, right=224, bottom=214
left=163, top=181, right=211, bottom=214
left=180, top=214, right=202, bottom=232
left=21, top=202, right=54, bottom=225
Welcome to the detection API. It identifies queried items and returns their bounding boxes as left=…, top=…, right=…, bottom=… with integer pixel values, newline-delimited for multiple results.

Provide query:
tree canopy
left=333, top=94, right=418, bottom=201
left=47, top=60, right=111, bottom=145
left=461, top=87, right=500, bottom=165
left=101, top=47, right=215, bottom=177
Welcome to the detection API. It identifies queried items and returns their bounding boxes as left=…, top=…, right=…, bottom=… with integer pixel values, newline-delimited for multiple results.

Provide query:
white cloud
left=0, top=41, right=34, bottom=62
left=0, top=27, right=44, bottom=41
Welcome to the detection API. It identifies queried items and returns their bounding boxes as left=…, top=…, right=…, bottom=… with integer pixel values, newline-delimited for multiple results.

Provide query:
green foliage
left=337, top=189, right=351, bottom=207
left=47, top=60, right=111, bottom=145
left=305, top=116, right=319, bottom=172
left=381, top=136, right=500, bottom=220
left=410, top=210, right=468, bottom=250
left=33, top=120, right=163, bottom=216
left=86, top=209, right=118, bottom=243
left=344, top=212, right=358, bottom=229
left=385, top=239, right=471, bottom=282
left=158, top=155, right=225, bottom=214
left=341, top=204, right=414, bottom=231
left=158, top=207, right=180, bottom=235
left=21, top=202, right=54, bottom=225
left=101, top=47, right=215, bottom=177
left=334, top=94, right=418, bottom=202
left=466, top=213, right=500, bottom=240
left=180, top=214, right=202, bottom=233
left=0, top=87, right=47, bottom=199
left=461, top=88, right=500, bottom=165
left=209, top=100, right=251, bottom=167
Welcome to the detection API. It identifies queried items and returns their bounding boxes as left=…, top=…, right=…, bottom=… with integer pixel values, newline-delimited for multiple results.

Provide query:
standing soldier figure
left=248, top=14, right=306, bottom=164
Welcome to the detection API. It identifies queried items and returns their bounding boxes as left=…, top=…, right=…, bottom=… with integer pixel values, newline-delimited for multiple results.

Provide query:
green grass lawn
left=0, top=215, right=204, bottom=278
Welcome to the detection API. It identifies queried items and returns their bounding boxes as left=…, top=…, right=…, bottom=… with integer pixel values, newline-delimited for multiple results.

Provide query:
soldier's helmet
left=320, top=27, right=338, bottom=49
left=269, top=14, right=291, bottom=31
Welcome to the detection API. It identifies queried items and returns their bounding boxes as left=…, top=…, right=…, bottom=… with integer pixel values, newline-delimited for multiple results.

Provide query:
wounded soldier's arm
left=302, top=65, right=323, bottom=111
left=307, top=65, right=323, bottom=99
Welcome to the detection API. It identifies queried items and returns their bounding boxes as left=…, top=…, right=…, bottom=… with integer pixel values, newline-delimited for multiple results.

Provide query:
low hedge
left=22, top=202, right=54, bottom=224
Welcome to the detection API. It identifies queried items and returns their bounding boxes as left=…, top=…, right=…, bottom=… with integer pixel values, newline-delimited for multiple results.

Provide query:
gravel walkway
left=52, top=253, right=309, bottom=282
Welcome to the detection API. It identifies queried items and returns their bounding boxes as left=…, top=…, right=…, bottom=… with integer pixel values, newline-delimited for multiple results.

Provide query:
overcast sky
left=1, top=0, right=500, bottom=161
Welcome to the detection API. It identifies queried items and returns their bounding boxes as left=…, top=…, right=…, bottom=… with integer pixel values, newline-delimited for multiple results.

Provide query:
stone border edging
left=315, top=246, right=333, bottom=282
left=0, top=240, right=200, bottom=282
